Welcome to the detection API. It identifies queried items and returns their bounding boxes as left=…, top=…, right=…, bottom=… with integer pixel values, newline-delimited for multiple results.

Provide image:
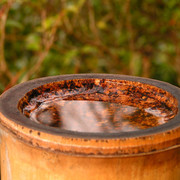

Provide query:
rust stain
left=18, top=79, right=178, bottom=132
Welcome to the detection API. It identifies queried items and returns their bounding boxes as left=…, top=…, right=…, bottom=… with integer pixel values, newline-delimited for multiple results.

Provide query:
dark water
left=29, top=100, right=174, bottom=133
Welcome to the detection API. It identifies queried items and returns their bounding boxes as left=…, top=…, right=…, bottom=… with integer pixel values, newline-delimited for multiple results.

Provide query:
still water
left=29, top=99, right=173, bottom=133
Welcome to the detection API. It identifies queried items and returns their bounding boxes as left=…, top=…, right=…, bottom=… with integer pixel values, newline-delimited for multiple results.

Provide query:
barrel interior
left=18, top=79, right=178, bottom=133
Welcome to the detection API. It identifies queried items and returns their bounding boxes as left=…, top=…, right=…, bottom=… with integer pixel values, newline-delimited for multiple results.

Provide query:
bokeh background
left=0, top=0, right=180, bottom=94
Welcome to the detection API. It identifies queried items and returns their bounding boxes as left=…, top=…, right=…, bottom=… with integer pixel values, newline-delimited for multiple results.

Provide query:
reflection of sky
left=58, top=101, right=140, bottom=132
left=60, top=101, right=103, bottom=132
left=145, top=107, right=165, bottom=117
left=30, top=100, right=170, bottom=133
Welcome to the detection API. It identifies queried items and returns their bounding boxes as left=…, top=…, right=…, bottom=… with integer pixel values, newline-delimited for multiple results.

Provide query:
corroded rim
left=0, top=74, right=180, bottom=157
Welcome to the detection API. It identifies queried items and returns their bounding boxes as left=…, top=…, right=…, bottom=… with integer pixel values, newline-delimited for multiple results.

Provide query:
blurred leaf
left=117, top=49, right=131, bottom=65
left=0, top=82, right=5, bottom=93
left=66, top=0, right=85, bottom=14
left=80, top=45, right=97, bottom=54
left=64, top=49, right=78, bottom=66
left=152, top=61, right=178, bottom=85
left=66, top=4, right=78, bottom=13
left=130, top=53, right=142, bottom=76
left=1, top=0, right=180, bottom=94
left=97, top=20, right=107, bottom=30
left=26, top=33, right=41, bottom=51
left=163, top=0, right=178, bottom=8
left=6, top=19, right=23, bottom=30
left=42, top=15, right=59, bottom=31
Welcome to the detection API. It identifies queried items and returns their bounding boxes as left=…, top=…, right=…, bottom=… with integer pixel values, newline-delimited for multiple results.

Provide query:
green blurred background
left=0, top=0, right=180, bottom=94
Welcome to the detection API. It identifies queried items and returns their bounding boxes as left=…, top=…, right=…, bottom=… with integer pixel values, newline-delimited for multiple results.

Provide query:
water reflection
left=30, top=100, right=174, bottom=133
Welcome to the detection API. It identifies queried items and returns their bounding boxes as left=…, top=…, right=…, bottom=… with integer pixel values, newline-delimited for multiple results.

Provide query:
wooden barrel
left=0, top=74, right=179, bottom=180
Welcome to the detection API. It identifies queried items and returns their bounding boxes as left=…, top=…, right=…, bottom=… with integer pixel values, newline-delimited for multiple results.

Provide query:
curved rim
left=0, top=74, right=180, bottom=156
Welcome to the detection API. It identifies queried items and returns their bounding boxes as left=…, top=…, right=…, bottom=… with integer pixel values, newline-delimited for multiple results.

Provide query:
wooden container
left=0, top=74, right=179, bottom=180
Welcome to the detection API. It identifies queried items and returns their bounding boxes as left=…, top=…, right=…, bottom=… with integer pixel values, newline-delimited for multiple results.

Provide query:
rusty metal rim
left=0, top=74, right=180, bottom=156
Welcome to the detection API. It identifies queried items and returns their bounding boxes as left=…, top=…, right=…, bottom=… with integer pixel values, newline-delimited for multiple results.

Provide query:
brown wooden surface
left=1, top=128, right=180, bottom=180
left=0, top=75, right=180, bottom=179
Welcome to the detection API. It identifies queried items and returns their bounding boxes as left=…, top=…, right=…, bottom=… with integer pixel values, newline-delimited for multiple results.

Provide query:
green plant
left=0, top=0, right=180, bottom=94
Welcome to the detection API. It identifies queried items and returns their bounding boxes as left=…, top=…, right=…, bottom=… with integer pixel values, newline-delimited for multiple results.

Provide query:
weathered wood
left=0, top=75, right=179, bottom=179
left=1, top=127, right=179, bottom=180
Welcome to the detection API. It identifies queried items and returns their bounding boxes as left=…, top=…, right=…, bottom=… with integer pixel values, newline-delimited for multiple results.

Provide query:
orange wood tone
left=1, top=128, right=179, bottom=180
left=0, top=75, right=180, bottom=179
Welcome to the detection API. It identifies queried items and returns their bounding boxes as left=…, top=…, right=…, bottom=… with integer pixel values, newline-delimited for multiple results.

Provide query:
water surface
left=29, top=99, right=174, bottom=133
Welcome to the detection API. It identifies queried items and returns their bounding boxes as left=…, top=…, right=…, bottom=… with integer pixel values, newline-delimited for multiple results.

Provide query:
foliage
left=0, top=0, right=180, bottom=93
